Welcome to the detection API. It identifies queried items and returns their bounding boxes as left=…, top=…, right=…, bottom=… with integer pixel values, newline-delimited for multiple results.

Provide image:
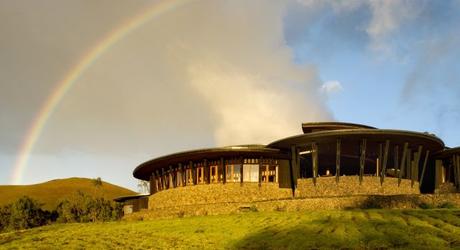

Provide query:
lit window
left=243, top=164, right=259, bottom=182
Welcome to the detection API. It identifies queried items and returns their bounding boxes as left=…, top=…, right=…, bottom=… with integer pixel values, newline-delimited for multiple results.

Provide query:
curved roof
left=113, top=194, right=149, bottom=202
left=433, top=147, right=460, bottom=159
left=269, top=129, right=445, bottom=152
left=302, top=122, right=376, bottom=133
left=133, top=144, right=289, bottom=181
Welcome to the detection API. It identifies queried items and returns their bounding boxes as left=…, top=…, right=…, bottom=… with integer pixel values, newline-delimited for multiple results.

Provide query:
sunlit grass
left=1, top=209, right=459, bottom=249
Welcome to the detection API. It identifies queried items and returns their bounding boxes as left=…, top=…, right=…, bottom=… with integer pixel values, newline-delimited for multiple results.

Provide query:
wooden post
left=457, top=155, right=460, bottom=191
left=359, top=139, right=367, bottom=185
left=240, top=157, right=244, bottom=185
left=220, top=157, right=225, bottom=184
left=398, top=142, right=409, bottom=186
left=290, top=145, right=297, bottom=191
left=312, top=142, right=318, bottom=186
left=419, top=150, right=430, bottom=188
left=380, top=140, right=390, bottom=185
left=406, top=148, right=412, bottom=179
left=203, top=159, right=208, bottom=184
left=377, top=143, right=382, bottom=177
left=169, top=166, right=174, bottom=188
left=336, top=139, right=341, bottom=184
left=394, top=145, right=399, bottom=171
left=258, top=157, right=263, bottom=187
left=412, top=146, right=422, bottom=188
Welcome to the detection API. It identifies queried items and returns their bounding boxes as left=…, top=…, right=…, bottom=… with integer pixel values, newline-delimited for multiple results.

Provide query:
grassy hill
left=0, top=177, right=136, bottom=210
left=0, top=209, right=459, bottom=249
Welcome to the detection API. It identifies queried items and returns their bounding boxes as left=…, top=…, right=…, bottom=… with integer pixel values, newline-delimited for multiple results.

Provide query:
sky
left=1, top=0, right=459, bottom=191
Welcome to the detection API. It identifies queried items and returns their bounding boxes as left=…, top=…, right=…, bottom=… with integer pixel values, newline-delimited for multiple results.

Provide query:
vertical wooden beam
left=312, top=142, right=318, bottom=186
left=406, top=148, right=412, bottom=179
left=202, top=159, right=207, bottom=184
left=290, top=145, right=297, bottom=191
left=419, top=150, right=430, bottom=188
left=169, top=165, right=174, bottom=189
left=220, top=157, right=225, bottom=184
left=336, top=139, right=341, bottom=184
left=457, top=155, right=460, bottom=191
left=240, top=157, right=244, bottom=185
left=258, top=157, right=263, bottom=187
left=398, top=142, right=409, bottom=186
left=359, top=139, right=367, bottom=185
left=394, top=145, right=399, bottom=171
left=412, top=146, right=422, bottom=188
left=380, top=140, right=390, bottom=185
left=377, top=143, right=382, bottom=177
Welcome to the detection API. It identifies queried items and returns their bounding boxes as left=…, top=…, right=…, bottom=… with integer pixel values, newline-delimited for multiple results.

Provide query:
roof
left=269, top=129, right=445, bottom=152
left=433, top=147, right=460, bottom=159
left=302, top=122, right=376, bottom=133
left=133, top=144, right=290, bottom=181
left=113, top=194, right=149, bottom=202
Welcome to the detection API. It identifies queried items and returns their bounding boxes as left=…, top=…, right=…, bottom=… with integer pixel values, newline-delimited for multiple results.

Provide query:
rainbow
left=10, top=0, right=195, bottom=185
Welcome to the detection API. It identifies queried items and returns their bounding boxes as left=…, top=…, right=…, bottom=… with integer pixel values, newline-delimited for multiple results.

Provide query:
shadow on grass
left=231, top=210, right=460, bottom=249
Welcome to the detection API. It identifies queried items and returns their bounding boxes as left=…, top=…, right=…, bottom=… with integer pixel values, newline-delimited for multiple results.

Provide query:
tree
left=8, top=196, right=49, bottom=230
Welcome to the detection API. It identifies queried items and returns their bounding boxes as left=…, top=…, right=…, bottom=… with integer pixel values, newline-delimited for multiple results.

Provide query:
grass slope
left=1, top=209, right=459, bottom=249
left=0, top=177, right=136, bottom=210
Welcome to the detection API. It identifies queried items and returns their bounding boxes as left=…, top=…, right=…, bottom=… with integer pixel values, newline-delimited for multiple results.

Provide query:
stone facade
left=125, top=176, right=435, bottom=220
left=295, top=176, right=420, bottom=198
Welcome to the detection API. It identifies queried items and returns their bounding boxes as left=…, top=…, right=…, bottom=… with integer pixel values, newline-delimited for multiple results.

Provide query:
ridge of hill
left=0, top=177, right=137, bottom=210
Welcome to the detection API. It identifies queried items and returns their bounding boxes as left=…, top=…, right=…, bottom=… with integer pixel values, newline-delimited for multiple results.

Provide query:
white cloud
left=320, top=81, right=343, bottom=94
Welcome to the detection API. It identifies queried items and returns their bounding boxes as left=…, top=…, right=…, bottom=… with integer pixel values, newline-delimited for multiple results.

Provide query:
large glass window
left=243, top=164, right=259, bottom=182
left=226, top=164, right=241, bottom=182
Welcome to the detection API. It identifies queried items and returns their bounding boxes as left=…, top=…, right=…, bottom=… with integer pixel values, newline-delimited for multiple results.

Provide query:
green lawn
left=1, top=209, right=460, bottom=249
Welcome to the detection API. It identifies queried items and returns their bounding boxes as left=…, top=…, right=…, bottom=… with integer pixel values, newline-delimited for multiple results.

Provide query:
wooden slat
left=312, top=142, right=318, bottom=186
left=412, top=146, right=422, bottom=188
left=419, top=150, right=430, bottom=188
left=398, top=142, right=409, bottom=187
left=336, top=139, right=341, bottom=184
left=359, top=139, right=367, bottom=185
left=380, top=140, right=390, bottom=185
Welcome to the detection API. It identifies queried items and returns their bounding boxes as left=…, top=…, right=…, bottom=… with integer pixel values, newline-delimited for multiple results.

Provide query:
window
left=210, top=165, right=219, bottom=183
left=226, top=164, right=241, bottom=182
left=243, top=164, right=259, bottom=182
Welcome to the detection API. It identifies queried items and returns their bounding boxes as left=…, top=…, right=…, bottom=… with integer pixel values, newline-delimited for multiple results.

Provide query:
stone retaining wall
left=126, top=193, right=460, bottom=220
left=148, top=182, right=292, bottom=210
left=295, top=176, right=420, bottom=198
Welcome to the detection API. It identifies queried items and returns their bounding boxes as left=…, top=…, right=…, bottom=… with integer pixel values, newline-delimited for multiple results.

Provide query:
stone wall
left=126, top=193, right=460, bottom=220
left=295, top=176, right=420, bottom=198
left=148, top=182, right=292, bottom=210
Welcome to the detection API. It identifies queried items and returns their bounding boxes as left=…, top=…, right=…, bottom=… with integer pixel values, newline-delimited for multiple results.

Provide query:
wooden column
left=394, top=145, right=399, bottom=171
left=312, top=142, right=318, bottom=186
left=336, top=139, right=341, bottom=184
left=412, top=146, right=422, bottom=188
left=221, top=157, right=225, bottom=184
left=406, top=148, right=412, bottom=179
left=398, top=142, right=409, bottom=186
left=359, top=139, right=367, bottom=185
left=202, top=159, right=207, bottom=184
left=377, top=143, right=382, bottom=177
left=258, top=157, right=263, bottom=187
left=380, top=140, right=390, bottom=185
left=240, top=157, right=244, bottom=185
left=169, top=166, right=174, bottom=189
left=457, top=155, right=460, bottom=191
left=290, top=145, right=297, bottom=190
left=419, top=150, right=430, bottom=188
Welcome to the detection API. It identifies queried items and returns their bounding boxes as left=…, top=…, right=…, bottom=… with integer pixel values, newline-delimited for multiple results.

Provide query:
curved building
left=125, top=122, right=460, bottom=212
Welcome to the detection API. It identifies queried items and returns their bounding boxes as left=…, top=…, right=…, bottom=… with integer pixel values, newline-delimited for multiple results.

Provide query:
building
left=118, top=122, right=460, bottom=213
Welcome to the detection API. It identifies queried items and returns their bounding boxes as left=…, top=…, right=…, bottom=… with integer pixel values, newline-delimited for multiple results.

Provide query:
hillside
left=0, top=177, right=137, bottom=210
left=0, top=210, right=459, bottom=249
